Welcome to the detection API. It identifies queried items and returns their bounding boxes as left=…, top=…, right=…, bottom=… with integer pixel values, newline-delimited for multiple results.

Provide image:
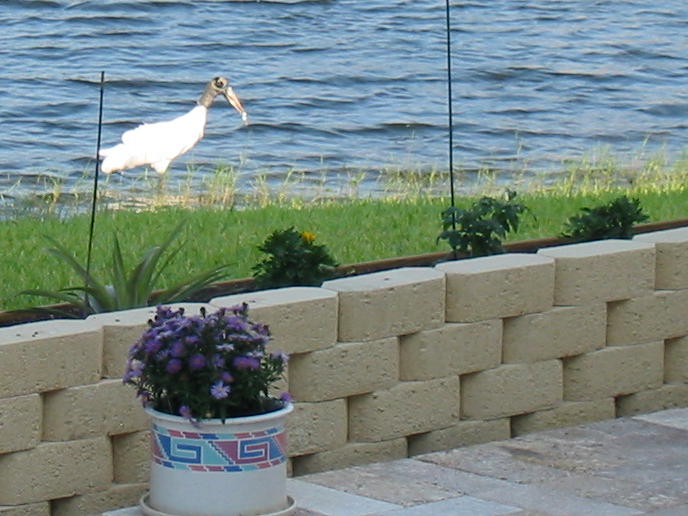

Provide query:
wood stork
left=99, top=76, right=247, bottom=174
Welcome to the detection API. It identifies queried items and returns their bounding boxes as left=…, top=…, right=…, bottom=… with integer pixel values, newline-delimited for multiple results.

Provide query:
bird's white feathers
left=100, top=105, right=209, bottom=174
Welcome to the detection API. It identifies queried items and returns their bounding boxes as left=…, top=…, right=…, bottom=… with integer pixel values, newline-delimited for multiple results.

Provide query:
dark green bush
left=561, top=195, right=649, bottom=241
left=437, top=190, right=529, bottom=257
left=252, top=227, right=338, bottom=289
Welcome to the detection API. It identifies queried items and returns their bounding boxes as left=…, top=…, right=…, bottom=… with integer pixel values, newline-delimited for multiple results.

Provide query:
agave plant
left=21, top=222, right=230, bottom=317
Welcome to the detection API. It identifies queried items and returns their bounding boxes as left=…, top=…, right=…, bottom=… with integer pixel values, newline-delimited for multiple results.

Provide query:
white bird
left=100, top=76, right=248, bottom=174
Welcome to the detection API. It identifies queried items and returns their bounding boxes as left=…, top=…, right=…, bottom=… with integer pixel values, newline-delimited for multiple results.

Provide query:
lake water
left=2, top=0, right=688, bottom=205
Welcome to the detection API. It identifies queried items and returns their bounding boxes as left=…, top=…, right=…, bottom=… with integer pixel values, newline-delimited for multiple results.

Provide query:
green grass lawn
left=4, top=155, right=688, bottom=313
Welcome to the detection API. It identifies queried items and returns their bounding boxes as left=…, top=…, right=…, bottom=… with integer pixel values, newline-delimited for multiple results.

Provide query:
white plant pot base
left=139, top=494, right=297, bottom=516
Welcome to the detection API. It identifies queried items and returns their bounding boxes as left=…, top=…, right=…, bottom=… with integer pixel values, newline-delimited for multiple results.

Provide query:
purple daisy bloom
left=179, top=405, right=193, bottom=420
left=166, top=358, right=182, bottom=374
left=280, top=392, right=293, bottom=403
left=271, top=350, right=289, bottom=363
left=189, top=354, right=207, bottom=371
left=170, top=340, right=186, bottom=358
left=210, top=381, right=231, bottom=400
left=233, top=356, right=261, bottom=371
left=221, top=372, right=235, bottom=383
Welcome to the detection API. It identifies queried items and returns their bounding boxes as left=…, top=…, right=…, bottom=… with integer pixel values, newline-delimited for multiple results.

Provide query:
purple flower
left=185, top=336, right=201, bottom=346
left=170, top=340, right=186, bottom=358
left=166, top=359, right=182, bottom=374
left=179, top=405, right=193, bottom=419
left=271, top=350, right=289, bottom=363
left=144, top=337, right=163, bottom=354
left=280, top=392, right=293, bottom=403
left=189, top=354, right=207, bottom=371
left=212, top=354, right=225, bottom=369
left=233, top=356, right=261, bottom=371
left=123, top=359, right=144, bottom=382
left=221, top=372, right=235, bottom=383
left=210, top=381, right=231, bottom=400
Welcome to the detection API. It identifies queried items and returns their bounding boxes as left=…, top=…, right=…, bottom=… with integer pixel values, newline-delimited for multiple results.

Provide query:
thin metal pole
left=86, top=71, right=105, bottom=279
left=445, top=0, right=456, bottom=214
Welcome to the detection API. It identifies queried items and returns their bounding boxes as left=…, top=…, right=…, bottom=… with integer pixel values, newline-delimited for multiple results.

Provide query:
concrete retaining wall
left=2, top=229, right=688, bottom=514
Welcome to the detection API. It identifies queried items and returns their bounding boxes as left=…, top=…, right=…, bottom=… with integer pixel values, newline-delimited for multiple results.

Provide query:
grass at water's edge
left=3, top=181, right=688, bottom=313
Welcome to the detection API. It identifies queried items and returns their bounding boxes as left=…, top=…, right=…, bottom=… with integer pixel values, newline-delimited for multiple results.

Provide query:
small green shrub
left=252, top=227, right=339, bottom=289
left=437, top=190, right=529, bottom=257
left=561, top=195, right=649, bottom=241
left=20, top=222, right=230, bottom=317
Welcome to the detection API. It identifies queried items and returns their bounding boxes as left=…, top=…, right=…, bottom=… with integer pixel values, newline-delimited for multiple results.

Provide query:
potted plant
left=124, top=303, right=294, bottom=516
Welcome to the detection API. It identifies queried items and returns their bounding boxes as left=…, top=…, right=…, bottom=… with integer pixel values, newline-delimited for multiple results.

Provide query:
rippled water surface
left=2, top=0, right=688, bottom=201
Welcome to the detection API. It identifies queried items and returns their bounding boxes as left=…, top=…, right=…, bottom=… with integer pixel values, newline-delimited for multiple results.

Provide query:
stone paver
left=104, top=408, right=688, bottom=516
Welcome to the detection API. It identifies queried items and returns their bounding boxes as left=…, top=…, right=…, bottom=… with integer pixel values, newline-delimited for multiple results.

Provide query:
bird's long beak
left=224, top=87, right=248, bottom=125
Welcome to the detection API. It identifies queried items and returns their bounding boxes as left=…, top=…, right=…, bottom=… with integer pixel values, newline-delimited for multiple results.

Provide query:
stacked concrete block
left=635, top=227, right=688, bottom=289
left=322, top=267, right=445, bottom=341
left=607, top=290, right=688, bottom=346
left=0, top=319, right=102, bottom=398
left=292, top=438, right=408, bottom=476
left=42, top=380, right=147, bottom=441
left=0, top=503, right=50, bottom=515
left=399, top=319, right=501, bottom=380
left=0, top=394, right=41, bottom=454
left=511, top=399, right=616, bottom=436
left=538, top=239, right=655, bottom=304
left=564, top=341, right=664, bottom=401
left=286, top=399, right=347, bottom=457
left=502, top=304, right=606, bottom=363
left=288, top=337, right=398, bottom=401
left=436, top=253, right=555, bottom=322
left=0, top=437, right=112, bottom=505
left=210, top=287, right=338, bottom=354
left=407, top=418, right=511, bottom=456
left=349, top=376, right=461, bottom=441
left=666, top=336, right=688, bottom=383
left=461, top=360, right=563, bottom=420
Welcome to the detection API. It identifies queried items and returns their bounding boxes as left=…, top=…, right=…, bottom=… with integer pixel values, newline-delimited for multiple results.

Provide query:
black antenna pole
left=445, top=0, right=456, bottom=215
left=86, top=71, right=105, bottom=279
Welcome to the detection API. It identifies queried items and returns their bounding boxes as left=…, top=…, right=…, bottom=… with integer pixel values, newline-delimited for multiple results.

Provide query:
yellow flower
left=301, top=231, right=316, bottom=244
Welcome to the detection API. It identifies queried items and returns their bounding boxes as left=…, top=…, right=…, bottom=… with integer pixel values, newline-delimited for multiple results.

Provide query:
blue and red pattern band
left=151, top=423, right=288, bottom=472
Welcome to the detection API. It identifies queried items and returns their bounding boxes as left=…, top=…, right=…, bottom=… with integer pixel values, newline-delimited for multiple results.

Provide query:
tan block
left=289, top=338, right=398, bottom=402
left=407, top=418, right=510, bottom=456
left=563, top=341, right=664, bottom=401
left=399, top=320, right=501, bottom=380
left=210, top=287, right=338, bottom=354
left=0, top=319, right=102, bottom=398
left=112, top=431, right=150, bottom=484
left=538, top=239, right=655, bottom=305
left=461, top=360, right=562, bottom=420
left=0, top=438, right=112, bottom=505
left=42, top=379, right=148, bottom=441
left=287, top=400, right=347, bottom=456
left=292, top=438, right=407, bottom=476
left=0, top=394, right=41, bottom=454
left=502, top=304, right=606, bottom=363
left=511, top=399, right=615, bottom=436
left=89, top=303, right=209, bottom=379
left=616, top=384, right=688, bottom=417
left=607, top=290, right=688, bottom=346
left=323, top=267, right=445, bottom=342
left=349, top=377, right=460, bottom=442
left=666, top=336, right=688, bottom=383
left=0, top=503, right=49, bottom=516
left=635, top=227, right=688, bottom=289
left=51, top=483, right=147, bottom=516
left=436, top=254, right=554, bottom=323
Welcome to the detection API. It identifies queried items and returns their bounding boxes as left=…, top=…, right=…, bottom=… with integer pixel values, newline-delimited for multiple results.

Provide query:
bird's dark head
left=199, top=76, right=248, bottom=124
